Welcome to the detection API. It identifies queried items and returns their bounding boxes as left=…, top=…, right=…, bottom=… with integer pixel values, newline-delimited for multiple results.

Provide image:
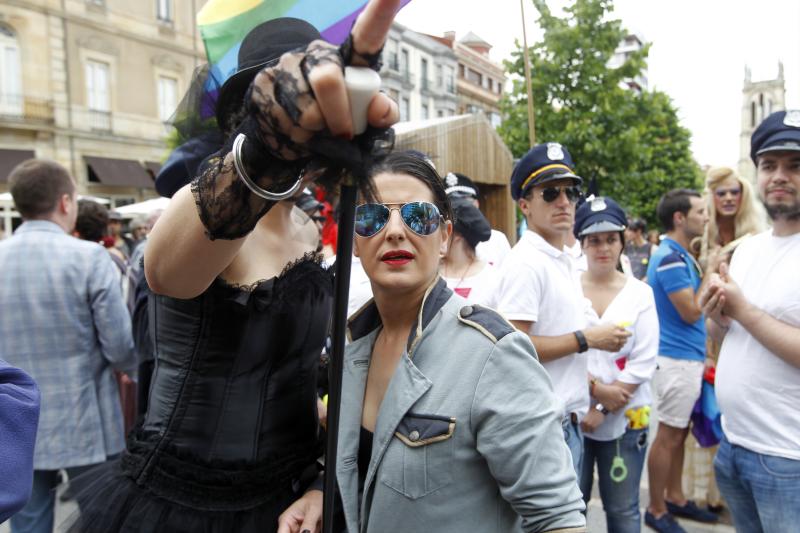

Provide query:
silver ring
left=232, top=133, right=303, bottom=201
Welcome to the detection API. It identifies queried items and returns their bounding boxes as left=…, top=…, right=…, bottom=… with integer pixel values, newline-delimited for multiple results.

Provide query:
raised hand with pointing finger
left=193, top=0, right=401, bottom=241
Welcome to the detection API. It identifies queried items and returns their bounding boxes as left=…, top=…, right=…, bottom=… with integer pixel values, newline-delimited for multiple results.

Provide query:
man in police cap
left=444, top=172, right=511, bottom=266
left=700, top=109, right=800, bottom=532
left=483, top=142, right=629, bottom=475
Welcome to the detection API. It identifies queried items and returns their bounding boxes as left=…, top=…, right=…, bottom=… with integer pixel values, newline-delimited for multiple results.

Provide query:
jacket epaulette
left=457, top=304, right=515, bottom=344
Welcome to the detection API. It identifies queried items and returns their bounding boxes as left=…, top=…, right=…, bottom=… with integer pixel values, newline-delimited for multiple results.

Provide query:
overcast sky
left=396, top=0, right=800, bottom=168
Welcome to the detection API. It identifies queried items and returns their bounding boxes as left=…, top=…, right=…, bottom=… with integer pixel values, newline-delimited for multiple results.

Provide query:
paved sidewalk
left=586, top=489, right=735, bottom=532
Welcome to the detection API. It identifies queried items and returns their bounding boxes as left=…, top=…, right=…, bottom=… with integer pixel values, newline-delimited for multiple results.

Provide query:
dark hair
left=8, top=159, right=75, bottom=219
left=75, top=200, right=109, bottom=242
left=367, top=151, right=453, bottom=223
left=656, top=188, right=701, bottom=231
left=629, top=217, right=647, bottom=233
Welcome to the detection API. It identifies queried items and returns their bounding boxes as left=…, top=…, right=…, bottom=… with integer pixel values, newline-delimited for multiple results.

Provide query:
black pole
left=322, top=182, right=357, bottom=533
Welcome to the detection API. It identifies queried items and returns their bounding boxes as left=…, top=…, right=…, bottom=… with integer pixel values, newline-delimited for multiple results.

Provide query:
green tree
left=499, top=0, right=702, bottom=225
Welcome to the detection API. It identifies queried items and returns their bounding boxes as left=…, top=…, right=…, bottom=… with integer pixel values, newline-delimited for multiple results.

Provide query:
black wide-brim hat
left=215, top=18, right=322, bottom=133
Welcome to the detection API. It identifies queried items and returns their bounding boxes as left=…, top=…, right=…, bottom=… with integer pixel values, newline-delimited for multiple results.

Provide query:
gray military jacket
left=335, top=278, right=586, bottom=533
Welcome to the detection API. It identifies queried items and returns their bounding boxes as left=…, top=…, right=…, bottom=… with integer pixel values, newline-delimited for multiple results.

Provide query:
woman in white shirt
left=440, top=200, right=494, bottom=304
left=575, top=197, right=659, bottom=533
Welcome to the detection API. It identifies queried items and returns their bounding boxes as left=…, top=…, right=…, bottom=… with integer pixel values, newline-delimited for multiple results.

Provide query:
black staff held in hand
left=238, top=2, right=402, bottom=532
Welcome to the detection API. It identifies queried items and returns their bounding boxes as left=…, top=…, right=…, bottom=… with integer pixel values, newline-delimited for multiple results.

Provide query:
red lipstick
left=381, top=249, right=414, bottom=266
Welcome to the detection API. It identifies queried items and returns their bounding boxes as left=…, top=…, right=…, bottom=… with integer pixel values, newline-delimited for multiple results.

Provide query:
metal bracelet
left=232, top=133, right=303, bottom=201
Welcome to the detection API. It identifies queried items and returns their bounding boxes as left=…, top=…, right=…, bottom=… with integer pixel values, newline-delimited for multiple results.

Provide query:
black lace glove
left=192, top=34, right=391, bottom=241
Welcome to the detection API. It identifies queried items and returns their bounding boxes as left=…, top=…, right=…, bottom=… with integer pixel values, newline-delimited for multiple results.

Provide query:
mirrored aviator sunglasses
left=541, top=185, right=582, bottom=203
left=354, top=201, right=442, bottom=238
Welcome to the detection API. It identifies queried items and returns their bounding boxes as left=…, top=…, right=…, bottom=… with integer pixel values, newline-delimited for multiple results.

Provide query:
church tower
left=739, top=63, right=786, bottom=182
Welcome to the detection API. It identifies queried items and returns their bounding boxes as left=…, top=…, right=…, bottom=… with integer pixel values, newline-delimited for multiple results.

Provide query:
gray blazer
left=335, top=279, right=586, bottom=533
left=0, top=221, right=135, bottom=469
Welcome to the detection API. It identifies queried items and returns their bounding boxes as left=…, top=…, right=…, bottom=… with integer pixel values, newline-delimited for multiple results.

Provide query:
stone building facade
left=380, top=22, right=459, bottom=124
left=738, top=64, right=786, bottom=182
left=0, top=0, right=207, bottom=226
left=430, top=30, right=505, bottom=128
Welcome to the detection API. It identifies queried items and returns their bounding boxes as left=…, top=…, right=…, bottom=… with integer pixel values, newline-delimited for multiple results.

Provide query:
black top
left=358, top=426, right=374, bottom=492
left=123, top=255, right=333, bottom=510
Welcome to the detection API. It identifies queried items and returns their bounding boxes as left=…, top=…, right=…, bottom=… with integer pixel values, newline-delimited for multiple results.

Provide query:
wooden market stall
left=393, top=113, right=516, bottom=244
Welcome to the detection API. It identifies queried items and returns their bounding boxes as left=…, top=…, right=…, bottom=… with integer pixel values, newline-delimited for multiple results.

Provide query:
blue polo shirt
left=646, top=237, right=706, bottom=361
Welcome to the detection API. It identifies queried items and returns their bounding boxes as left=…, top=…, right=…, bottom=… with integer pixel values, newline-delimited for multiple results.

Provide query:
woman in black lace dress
left=65, top=2, right=400, bottom=532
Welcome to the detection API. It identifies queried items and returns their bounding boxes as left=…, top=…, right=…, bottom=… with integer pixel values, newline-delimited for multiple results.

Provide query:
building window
left=466, top=68, right=482, bottom=86
left=400, top=48, right=411, bottom=81
left=157, top=76, right=178, bottom=121
left=400, top=97, right=410, bottom=122
left=421, top=103, right=429, bottom=120
left=458, top=64, right=465, bottom=78
left=386, top=39, right=399, bottom=71
left=436, top=64, right=443, bottom=88
left=0, top=24, right=22, bottom=115
left=489, top=111, right=501, bottom=129
left=156, top=0, right=172, bottom=22
left=445, top=66, right=455, bottom=94
left=437, top=109, right=444, bottom=118
left=85, top=60, right=110, bottom=111
left=420, top=58, right=429, bottom=90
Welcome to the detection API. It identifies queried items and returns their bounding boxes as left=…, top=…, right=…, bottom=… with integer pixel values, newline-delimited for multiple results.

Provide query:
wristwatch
left=574, top=330, right=589, bottom=353
left=595, top=403, right=609, bottom=415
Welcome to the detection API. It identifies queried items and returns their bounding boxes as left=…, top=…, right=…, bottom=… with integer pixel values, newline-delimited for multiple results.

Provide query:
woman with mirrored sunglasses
left=574, top=197, right=658, bottom=533
left=333, top=151, right=586, bottom=533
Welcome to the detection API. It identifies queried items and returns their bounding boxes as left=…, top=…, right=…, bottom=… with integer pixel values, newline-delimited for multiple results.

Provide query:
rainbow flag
left=198, top=0, right=411, bottom=117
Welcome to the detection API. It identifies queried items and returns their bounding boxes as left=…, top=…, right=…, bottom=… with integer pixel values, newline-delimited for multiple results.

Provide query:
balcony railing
left=0, top=94, right=54, bottom=123
left=88, top=109, right=111, bottom=131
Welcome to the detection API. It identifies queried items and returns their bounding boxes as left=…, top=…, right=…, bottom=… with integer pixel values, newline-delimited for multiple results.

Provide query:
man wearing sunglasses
left=482, top=143, right=630, bottom=477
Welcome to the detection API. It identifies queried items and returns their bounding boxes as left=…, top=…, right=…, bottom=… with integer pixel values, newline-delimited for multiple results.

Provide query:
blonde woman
left=698, top=167, right=764, bottom=271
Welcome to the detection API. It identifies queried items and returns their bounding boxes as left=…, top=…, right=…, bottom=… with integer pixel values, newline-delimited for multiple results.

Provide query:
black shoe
left=666, top=500, right=719, bottom=523
left=645, top=511, right=687, bottom=533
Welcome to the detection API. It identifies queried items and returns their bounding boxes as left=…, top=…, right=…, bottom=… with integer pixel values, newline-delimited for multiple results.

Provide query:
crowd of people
left=0, top=1, right=798, bottom=532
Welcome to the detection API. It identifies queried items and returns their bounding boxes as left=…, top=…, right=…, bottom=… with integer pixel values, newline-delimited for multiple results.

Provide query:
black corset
left=124, top=256, right=333, bottom=509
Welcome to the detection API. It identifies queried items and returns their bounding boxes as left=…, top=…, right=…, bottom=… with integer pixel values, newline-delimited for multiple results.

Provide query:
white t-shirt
left=443, top=262, right=495, bottom=305
left=716, top=229, right=800, bottom=460
left=583, top=277, right=659, bottom=441
left=481, top=230, right=590, bottom=420
left=476, top=229, right=511, bottom=267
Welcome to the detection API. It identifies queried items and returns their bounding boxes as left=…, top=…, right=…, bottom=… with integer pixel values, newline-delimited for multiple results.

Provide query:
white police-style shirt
left=481, top=230, right=590, bottom=420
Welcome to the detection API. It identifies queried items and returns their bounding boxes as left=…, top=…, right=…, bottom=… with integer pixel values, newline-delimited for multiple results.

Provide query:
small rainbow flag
left=198, top=0, right=411, bottom=117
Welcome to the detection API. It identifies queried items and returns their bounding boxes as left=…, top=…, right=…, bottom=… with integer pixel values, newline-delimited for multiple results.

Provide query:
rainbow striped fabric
left=198, top=0, right=411, bottom=100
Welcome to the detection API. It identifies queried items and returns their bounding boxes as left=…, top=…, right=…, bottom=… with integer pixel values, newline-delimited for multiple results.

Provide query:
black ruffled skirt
left=60, top=431, right=321, bottom=533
